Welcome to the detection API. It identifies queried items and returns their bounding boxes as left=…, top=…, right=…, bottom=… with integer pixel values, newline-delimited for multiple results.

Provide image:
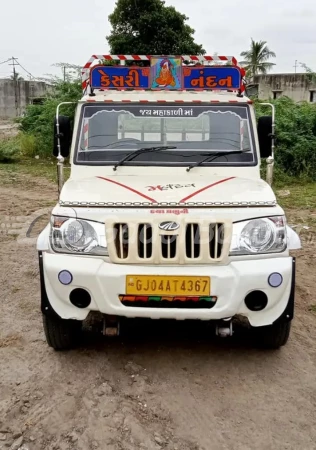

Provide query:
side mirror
left=257, top=116, right=273, bottom=158
left=53, top=115, right=72, bottom=158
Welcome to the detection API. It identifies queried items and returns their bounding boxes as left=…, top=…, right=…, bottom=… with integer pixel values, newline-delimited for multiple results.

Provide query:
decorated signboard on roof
left=90, top=66, right=150, bottom=89
left=87, top=55, right=243, bottom=92
left=182, top=66, right=241, bottom=90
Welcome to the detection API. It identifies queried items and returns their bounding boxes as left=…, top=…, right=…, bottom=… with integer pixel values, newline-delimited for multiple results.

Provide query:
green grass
left=0, top=159, right=70, bottom=184
left=276, top=182, right=316, bottom=210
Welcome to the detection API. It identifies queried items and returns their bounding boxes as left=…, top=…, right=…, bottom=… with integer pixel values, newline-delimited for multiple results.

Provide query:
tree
left=53, top=62, right=82, bottom=82
left=240, top=39, right=276, bottom=79
left=300, top=62, right=316, bottom=83
left=107, top=0, right=205, bottom=56
left=10, top=71, right=24, bottom=81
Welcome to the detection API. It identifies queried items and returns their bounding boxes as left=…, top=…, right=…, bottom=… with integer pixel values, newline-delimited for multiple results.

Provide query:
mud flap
left=273, top=257, right=295, bottom=324
left=38, top=251, right=61, bottom=319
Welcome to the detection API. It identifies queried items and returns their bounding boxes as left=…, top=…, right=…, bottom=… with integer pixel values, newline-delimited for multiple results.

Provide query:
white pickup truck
left=37, top=55, right=300, bottom=350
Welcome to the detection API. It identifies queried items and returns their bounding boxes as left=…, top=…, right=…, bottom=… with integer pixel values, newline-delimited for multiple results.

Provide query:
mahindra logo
left=159, top=221, right=180, bottom=231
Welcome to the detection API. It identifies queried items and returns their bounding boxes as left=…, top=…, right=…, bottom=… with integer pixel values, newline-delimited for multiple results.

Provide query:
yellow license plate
left=126, top=275, right=210, bottom=296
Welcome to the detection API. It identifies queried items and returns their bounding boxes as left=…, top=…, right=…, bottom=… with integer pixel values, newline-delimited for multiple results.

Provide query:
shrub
left=19, top=80, right=82, bottom=157
left=19, top=133, right=39, bottom=158
left=0, top=136, right=21, bottom=162
left=255, top=97, right=316, bottom=180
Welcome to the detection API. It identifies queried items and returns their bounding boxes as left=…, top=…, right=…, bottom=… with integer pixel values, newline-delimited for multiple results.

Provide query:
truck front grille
left=209, top=223, right=225, bottom=259
left=107, top=217, right=231, bottom=264
left=114, top=223, right=129, bottom=259
left=138, top=224, right=153, bottom=259
left=161, top=235, right=177, bottom=259
left=185, top=224, right=201, bottom=259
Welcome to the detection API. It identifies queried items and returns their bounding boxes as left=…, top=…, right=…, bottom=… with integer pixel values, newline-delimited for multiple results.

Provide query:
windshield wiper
left=113, top=146, right=177, bottom=171
left=186, top=150, right=251, bottom=172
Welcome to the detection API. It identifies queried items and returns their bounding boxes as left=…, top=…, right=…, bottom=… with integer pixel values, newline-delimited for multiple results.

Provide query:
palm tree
left=240, top=39, right=276, bottom=79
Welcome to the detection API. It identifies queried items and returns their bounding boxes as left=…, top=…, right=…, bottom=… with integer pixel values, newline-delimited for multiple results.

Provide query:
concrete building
left=0, top=79, right=50, bottom=119
left=252, top=73, right=316, bottom=102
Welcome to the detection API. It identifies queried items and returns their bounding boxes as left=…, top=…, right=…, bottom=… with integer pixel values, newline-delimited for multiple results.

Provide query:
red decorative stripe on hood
left=180, top=177, right=235, bottom=203
left=97, top=177, right=158, bottom=203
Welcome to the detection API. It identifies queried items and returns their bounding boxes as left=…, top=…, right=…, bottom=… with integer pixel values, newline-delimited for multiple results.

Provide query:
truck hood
left=59, top=175, right=276, bottom=207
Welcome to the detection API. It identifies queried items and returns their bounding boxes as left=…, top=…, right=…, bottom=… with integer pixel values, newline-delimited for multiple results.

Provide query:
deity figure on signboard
left=155, top=59, right=176, bottom=87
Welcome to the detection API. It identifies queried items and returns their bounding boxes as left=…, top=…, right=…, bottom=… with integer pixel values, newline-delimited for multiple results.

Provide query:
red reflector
left=135, top=296, right=148, bottom=302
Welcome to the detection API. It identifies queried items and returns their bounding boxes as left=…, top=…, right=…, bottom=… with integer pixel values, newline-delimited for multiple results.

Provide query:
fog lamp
left=268, top=273, right=283, bottom=288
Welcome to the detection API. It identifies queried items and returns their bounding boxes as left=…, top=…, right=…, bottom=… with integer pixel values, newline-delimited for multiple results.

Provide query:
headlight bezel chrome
left=230, top=216, right=287, bottom=256
left=50, top=216, right=109, bottom=256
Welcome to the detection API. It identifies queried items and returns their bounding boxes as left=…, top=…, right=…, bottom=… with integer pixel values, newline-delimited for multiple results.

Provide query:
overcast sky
left=1, top=0, right=315, bottom=79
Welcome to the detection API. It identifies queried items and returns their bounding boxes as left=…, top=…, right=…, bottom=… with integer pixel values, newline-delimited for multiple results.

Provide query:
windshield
left=76, top=103, right=256, bottom=166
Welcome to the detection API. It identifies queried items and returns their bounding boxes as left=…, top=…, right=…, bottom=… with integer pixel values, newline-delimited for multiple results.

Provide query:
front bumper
left=40, top=252, right=294, bottom=327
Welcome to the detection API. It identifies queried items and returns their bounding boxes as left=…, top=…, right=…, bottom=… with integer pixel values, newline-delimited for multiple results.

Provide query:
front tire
left=42, top=314, right=82, bottom=350
left=255, top=320, right=291, bottom=349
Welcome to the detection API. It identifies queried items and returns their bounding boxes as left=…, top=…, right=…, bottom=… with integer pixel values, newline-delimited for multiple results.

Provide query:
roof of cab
left=80, top=89, right=251, bottom=104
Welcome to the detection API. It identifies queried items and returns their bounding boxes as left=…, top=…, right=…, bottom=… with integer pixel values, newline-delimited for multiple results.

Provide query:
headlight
left=50, top=216, right=108, bottom=256
left=230, top=216, right=286, bottom=255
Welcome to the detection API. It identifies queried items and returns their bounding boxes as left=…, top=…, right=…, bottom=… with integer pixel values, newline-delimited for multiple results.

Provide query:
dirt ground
left=1, top=170, right=316, bottom=450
